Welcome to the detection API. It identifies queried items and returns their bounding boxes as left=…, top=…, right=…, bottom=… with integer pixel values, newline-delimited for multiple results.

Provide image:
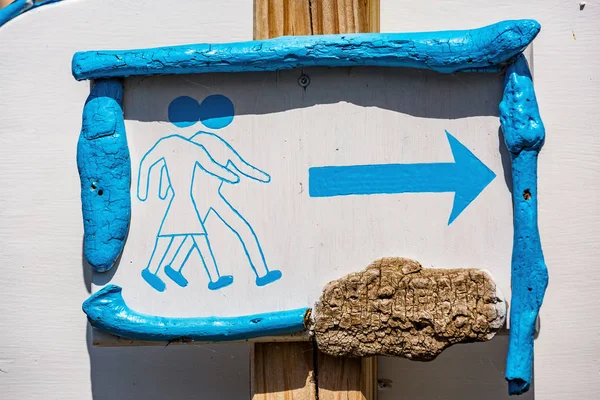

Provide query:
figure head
left=168, top=94, right=235, bottom=130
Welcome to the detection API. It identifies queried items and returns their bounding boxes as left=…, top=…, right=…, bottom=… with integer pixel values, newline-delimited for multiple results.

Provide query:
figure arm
left=192, top=142, right=240, bottom=184
left=225, top=157, right=270, bottom=183
left=137, top=139, right=168, bottom=201
left=201, top=133, right=271, bottom=183
left=158, top=164, right=172, bottom=200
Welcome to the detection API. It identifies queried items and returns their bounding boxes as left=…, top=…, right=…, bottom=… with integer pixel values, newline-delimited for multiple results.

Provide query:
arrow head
left=445, top=131, right=496, bottom=225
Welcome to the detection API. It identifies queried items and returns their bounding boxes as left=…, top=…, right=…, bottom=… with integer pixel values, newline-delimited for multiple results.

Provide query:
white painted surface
left=114, top=69, right=510, bottom=320
left=0, top=1, right=598, bottom=399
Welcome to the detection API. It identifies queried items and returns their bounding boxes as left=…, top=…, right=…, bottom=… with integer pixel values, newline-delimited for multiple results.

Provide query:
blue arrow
left=308, top=131, right=496, bottom=225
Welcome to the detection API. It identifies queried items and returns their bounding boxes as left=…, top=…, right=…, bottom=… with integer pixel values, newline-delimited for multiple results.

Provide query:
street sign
left=89, top=66, right=512, bottom=335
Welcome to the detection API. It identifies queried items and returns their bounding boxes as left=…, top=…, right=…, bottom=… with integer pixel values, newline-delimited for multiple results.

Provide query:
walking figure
left=137, top=95, right=282, bottom=292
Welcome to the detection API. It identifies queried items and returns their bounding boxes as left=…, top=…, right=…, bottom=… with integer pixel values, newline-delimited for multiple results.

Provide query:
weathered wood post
left=251, top=2, right=379, bottom=399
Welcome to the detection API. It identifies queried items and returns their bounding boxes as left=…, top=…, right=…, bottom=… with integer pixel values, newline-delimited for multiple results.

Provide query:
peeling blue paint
left=77, top=79, right=131, bottom=272
left=83, top=285, right=309, bottom=341
left=500, top=54, right=548, bottom=396
left=0, top=0, right=63, bottom=28
left=72, top=20, right=540, bottom=80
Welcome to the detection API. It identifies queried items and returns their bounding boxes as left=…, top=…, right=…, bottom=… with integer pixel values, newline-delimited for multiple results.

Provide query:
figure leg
left=191, top=234, right=233, bottom=290
left=141, top=236, right=173, bottom=292
left=211, top=196, right=282, bottom=287
left=163, top=235, right=191, bottom=287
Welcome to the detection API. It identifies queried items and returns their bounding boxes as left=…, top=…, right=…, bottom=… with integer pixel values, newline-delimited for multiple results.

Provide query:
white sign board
left=92, top=67, right=512, bottom=336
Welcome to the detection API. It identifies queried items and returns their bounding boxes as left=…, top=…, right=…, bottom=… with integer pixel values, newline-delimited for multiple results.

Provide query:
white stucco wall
left=1, top=1, right=598, bottom=399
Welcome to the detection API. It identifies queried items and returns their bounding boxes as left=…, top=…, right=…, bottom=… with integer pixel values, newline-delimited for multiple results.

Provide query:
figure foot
left=256, top=270, right=282, bottom=287
left=142, top=269, right=166, bottom=292
left=164, top=265, right=188, bottom=287
left=208, top=275, right=234, bottom=290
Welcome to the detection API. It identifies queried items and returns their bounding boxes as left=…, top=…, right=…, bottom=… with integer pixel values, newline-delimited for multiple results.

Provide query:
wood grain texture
left=251, top=342, right=317, bottom=400
left=254, top=0, right=379, bottom=39
left=252, top=2, right=379, bottom=398
left=317, top=354, right=377, bottom=400
left=359, top=358, right=378, bottom=400
left=310, top=0, right=379, bottom=35
left=250, top=343, right=377, bottom=400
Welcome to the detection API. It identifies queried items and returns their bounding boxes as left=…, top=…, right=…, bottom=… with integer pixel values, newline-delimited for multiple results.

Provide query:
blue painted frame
left=74, top=20, right=546, bottom=395
left=78, top=79, right=130, bottom=273
left=500, top=54, right=548, bottom=395
left=0, top=0, right=63, bottom=28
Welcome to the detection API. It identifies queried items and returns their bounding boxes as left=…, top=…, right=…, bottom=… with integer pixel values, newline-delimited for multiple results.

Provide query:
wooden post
left=317, top=354, right=378, bottom=400
left=251, top=342, right=317, bottom=400
left=254, top=0, right=379, bottom=39
left=251, top=1, right=379, bottom=399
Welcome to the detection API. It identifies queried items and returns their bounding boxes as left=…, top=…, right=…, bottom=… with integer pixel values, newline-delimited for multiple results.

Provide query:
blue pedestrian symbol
left=137, top=95, right=282, bottom=292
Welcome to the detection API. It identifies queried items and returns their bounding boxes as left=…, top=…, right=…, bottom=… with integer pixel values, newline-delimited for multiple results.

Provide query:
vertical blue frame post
left=500, top=54, right=548, bottom=396
left=77, top=79, right=131, bottom=272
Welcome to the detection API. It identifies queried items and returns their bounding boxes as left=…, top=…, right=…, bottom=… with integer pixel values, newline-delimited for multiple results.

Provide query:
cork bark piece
left=310, top=257, right=506, bottom=361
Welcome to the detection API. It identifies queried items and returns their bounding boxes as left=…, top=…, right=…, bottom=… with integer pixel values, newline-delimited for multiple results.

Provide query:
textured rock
left=311, top=257, right=506, bottom=361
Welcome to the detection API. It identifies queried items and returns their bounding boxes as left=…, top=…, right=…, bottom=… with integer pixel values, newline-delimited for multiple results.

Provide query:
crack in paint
left=77, top=79, right=131, bottom=272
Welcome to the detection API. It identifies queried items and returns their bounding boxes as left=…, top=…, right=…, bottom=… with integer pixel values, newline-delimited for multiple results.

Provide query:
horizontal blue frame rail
left=83, top=285, right=309, bottom=342
left=72, top=19, right=540, bottom=80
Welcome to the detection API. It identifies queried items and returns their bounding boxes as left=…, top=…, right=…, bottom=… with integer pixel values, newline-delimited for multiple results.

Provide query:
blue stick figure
left=137, top=95, right=282, bottom=292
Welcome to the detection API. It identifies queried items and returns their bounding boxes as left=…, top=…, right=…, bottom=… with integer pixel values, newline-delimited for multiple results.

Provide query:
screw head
left=298, top=74, right=310, bottom=88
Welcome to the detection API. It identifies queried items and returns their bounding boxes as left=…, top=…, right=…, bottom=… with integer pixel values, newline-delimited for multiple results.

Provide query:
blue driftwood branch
left=500, top=54, right=548, bottom=396
left=83, top=285, right=309, bottom=341
left=0, top=0, right=63, bottom=28
left=77, top=79, right=131, bottom=272
left=0, top=0, right=31, bottom=27
left=72, top=19, right=540, bottom=80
